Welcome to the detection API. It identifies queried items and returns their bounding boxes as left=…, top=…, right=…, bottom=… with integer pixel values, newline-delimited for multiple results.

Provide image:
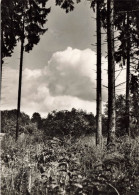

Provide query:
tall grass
left=1, top=133, right=139, bottom=195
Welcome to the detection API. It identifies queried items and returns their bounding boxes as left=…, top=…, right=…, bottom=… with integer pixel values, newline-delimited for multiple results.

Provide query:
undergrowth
left=1, top=133, right=139, bottom=195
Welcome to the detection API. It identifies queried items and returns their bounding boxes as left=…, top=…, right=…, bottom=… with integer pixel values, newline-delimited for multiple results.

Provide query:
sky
left=1, top=0, right=126, bottom=117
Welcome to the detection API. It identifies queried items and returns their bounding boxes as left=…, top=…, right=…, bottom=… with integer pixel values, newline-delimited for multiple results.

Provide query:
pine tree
left=14, top=0, right=50, bottom=140
left=1, top=0, right=20, bottom=109
left=125, top=14, right=131, bottom=136
left=107, top=0, right=116, bottom=144
left=1, top=0, right=18, bottom=76
left=96, top=0, right=103, bottom=146
left=114, top=0, right=139, bottom=136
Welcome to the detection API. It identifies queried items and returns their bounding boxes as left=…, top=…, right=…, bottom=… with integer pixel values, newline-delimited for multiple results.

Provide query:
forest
left=1, top=0, right=139, bottom=194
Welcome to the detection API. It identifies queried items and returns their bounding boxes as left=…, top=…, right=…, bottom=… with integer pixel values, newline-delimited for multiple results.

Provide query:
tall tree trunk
left=0, top=63, right=2, bottom=103
left=96, top=0, right=102, bottom=147
left=16, top=22, right=24, bottom=140
left=1, top=30, right=4, bottom=100
left=0, top=65, right=2, bottom=106
left=107, top=0, right=116, bottom=145
left=126, top=14, right=130, bottom=136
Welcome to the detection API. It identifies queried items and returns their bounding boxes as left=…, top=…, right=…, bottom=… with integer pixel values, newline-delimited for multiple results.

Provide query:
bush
left=42, top=109, right=96, bottom=137
left=1, top=133, right=139, bottom=195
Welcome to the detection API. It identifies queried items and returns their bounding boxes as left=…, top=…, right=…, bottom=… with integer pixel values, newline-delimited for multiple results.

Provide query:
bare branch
left=115, top=81, right=126, bottom=87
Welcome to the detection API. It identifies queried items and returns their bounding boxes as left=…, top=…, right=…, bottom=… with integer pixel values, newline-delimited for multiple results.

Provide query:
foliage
left=1, top=110, right=30, bottom=135
left=1, top=0, right=50, bottom=64
left=1, top=108, right=96, bottom=138
left=1, top=0, right=17, bottom=64
left=2, top=101, right=138, bottom=139
left=31, top=112, right=42, bottom=129
left=104, top=94, right=139, bottom=137
left=130, top=74, right=139, bottom=137
left=16, top=0, right=50, bottom=52
left=42, top=108, right=96, bottom=137
left=55, top=0, right=81, bottom=13
left=1, top=133, right=139, bottom=195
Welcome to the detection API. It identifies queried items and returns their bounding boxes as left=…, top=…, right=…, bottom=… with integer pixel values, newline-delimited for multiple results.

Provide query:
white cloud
left=1, top=47, right=126, bottom=117
left=45, top=47, right=103, bottom=101
left=23, top=68, right=42, bottom=80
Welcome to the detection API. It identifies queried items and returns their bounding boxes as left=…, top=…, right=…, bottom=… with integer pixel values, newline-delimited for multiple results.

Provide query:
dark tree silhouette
left=130, top=74, right=139, bottom=137
left=14, top=0, right=50, bottom=140
left=114, top=0, right=139, bottom=136
left=1, top=0, right=18, bottom=69
left=90, top=0, right=104, bottom=147
left=95, top=0, right=103, bottom=147
left=107, top=0, right=116, bottom=144
left=125, top=14, right=131, bottom=136
left=31, top=112, right=42, bottom=129
left=55, top=0, right=81, bottom=13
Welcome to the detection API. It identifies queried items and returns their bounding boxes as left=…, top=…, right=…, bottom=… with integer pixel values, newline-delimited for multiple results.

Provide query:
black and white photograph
left=1, top=0, right=139, bottom=194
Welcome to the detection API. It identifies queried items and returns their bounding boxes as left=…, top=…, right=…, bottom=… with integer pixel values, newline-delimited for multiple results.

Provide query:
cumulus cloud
left=23, top=68, right=42, bottom=80
left=1, top=47, right=126, bottom=117
left=45, top=47, right=97, bottom=101
left=45, top=47, right=123, bottom=102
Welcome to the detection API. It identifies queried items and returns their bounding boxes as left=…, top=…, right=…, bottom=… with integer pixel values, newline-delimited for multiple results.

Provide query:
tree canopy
left=1, top=0, right=50, bottom=64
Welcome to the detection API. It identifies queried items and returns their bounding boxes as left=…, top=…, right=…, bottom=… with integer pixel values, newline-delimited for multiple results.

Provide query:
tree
left=125, top=14, right=131, bottom=136
left=55, top=0, right=81, bottom=13
left=1, top=0, right=18, bottom=70
left=114, top=0, right=139, bottom=136
left=104, top=95, right=126, bottom=136
left=14, top=0, right=50, bottom=140
left=1, top=0, right=19, bottom=97
left=42, top=109, right=96, bottom=137
left=89, top=0, right=104, bottom=146
left=31, top=112, right=42, bottom=129
left=130, top=74, right=139, bottom=137
left=96, top=0, right=103, bottom=147
left=104, top=93, right=139, bottom=137
left=107, top=0, right=116, bottom=144
left=1, top=109, right=30, bottom=135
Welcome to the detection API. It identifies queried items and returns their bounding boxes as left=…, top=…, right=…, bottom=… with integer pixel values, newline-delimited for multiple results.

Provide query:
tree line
left=1, top=0, right=139, bottom=145
left=1, top=108, right=95, bottom=137
left=1, top=94, right=138, bottom=138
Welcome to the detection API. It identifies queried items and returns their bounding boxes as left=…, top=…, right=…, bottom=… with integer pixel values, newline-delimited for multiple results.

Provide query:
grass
left=1, top=133, right=139, bottom=195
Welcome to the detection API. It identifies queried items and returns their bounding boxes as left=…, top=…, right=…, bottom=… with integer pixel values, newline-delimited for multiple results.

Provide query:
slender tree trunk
left=1, top=30, right=4, bottom=101
left=0, top=64, right=2, bottom=80
left=16, top=23, right=24, bottom=140
left=1, top=57, right=3, bottom=79
left=96, top=0, right=102, bottom=147
left=107, top=0, right=116, bottom=145
left=126, top=14, right=130, bottom=136
left=0, top=64, right=2, bottom=104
